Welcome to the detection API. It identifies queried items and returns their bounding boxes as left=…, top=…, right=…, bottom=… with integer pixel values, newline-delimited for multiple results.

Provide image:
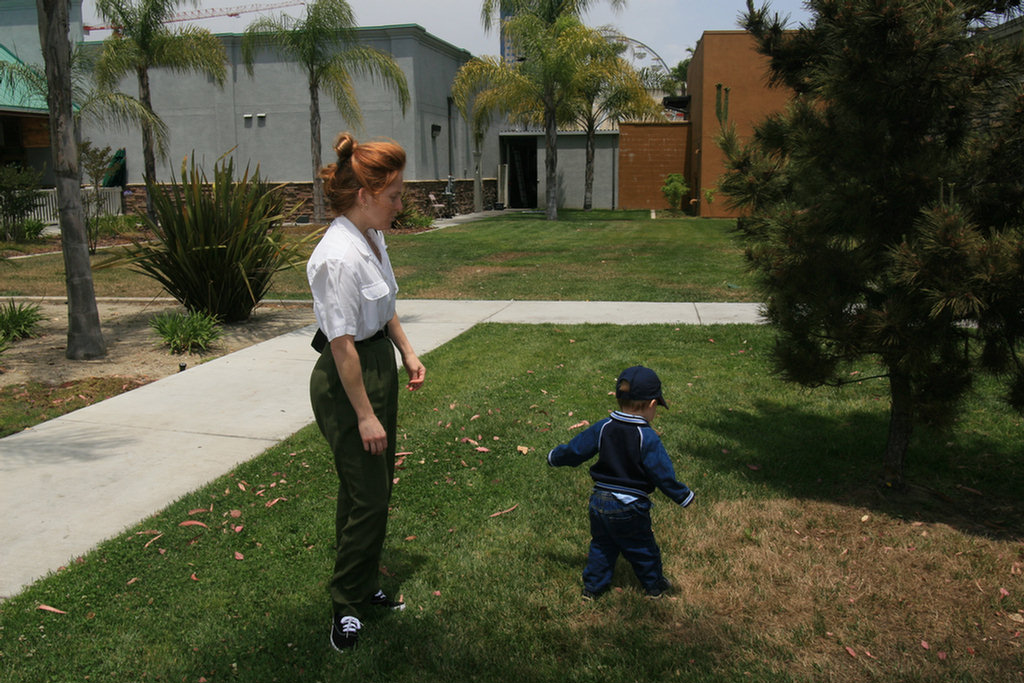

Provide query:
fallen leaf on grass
left=229, top=509, right=242, bottom=518
left=568, top=421, right=590, bottom=431
left=264, top=497, right=286, bottom=508
left=475, top=447, right=490, bottom=453
left=844, top=646, right=857, bottom=658
left=517, top=446, right=530, bottom=455
left=127, top=577, right=139, bottom=586
left=404, top=535, right=417, bottom=541
left=234, top=552, right=244, bottom=561
left=921, top=640, right=930, bottom=650
left=179, top=520, right=208, bottom=528
left=490, top=504, right=518, bottom=518
left=37, top=604, right=67, bottom=614
left=190, top=573, right=199, bottom=581
left=999, top=587, right=1010, bottom=600
left=143, top=533, right=164, bottom=548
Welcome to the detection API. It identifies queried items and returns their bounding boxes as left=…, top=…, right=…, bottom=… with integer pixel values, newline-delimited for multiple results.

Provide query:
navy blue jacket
left=547, top=411, right=694, bottom=506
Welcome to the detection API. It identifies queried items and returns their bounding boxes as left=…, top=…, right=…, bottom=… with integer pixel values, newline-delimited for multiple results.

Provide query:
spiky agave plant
left=126, top=152, right=293, bottom=322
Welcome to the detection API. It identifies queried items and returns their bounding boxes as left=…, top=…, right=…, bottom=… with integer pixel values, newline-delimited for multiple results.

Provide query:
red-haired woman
left=306, top=132, right=425, bottom=652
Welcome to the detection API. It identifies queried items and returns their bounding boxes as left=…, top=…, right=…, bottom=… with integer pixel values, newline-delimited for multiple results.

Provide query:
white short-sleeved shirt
left=306, top=216, right=398, bottom=342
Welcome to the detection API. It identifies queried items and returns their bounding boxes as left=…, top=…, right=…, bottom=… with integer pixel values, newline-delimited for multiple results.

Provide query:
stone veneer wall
left=121, top=179, right=498, bottom=223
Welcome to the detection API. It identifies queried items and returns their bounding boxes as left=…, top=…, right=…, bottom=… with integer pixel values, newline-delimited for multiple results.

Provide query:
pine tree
left=720, top=0, right=1024, bottom=488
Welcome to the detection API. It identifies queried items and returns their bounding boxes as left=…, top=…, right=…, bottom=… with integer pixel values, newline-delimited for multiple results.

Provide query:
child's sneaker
left=645, top=577, right=672, bottom=599
left=369, top=589, right=405, bottom=611
left=330, top=615, right=361, bottom=652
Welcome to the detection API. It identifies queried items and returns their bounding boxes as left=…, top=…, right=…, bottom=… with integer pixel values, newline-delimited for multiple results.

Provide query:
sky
left=79, top=0, right=813, bottom=71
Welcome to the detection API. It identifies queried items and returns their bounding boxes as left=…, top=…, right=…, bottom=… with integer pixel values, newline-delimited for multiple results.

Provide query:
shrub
left=661, top=173, right=690, bottom=211
left=17, top=219, right=46, bottom=241
left=0, top=165, right=44, bottom=241
left=392, top=196, right=434, bottom=230
left=149, top=310, right=222, bottom=354
left=0, top=300, right=43, bottom=341
left=124, top=153, right=294, bottom=322
left=87, top=214, right=132, bottom=242
left=80, top=141, right=119, bottom=254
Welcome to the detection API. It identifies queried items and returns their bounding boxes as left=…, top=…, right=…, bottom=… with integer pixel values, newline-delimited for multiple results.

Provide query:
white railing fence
left=30, top=188, right=123, bottom=224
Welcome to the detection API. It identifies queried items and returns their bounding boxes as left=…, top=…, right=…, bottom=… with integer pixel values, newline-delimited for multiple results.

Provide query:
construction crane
left=84, top=1, right=306, bottom=33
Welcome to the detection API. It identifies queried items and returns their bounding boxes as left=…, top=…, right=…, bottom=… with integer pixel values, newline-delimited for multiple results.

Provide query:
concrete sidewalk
left=0, top=299, right=762, bottom=599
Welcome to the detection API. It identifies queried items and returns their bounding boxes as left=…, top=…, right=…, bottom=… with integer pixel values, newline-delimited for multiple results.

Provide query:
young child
left=547, top=365, right=694, bottom=599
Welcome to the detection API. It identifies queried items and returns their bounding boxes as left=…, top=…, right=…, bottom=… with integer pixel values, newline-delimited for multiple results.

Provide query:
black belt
left=358, top=328, right=389, bottom=344
left=311, top=327, right=388, bottom=353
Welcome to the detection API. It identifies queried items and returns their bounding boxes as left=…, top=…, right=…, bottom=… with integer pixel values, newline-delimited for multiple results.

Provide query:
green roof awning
left=0, top=43, right=50, bottom=114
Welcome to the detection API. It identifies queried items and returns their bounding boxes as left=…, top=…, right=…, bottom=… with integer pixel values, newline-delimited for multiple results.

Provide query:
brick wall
left=617, top=122, right=690, bottom=210
left=122, top=178, right=498, bottom=223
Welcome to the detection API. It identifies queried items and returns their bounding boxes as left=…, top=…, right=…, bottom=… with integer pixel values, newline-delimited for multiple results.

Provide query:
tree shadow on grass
left=690, top=399, right=1024, bottom=540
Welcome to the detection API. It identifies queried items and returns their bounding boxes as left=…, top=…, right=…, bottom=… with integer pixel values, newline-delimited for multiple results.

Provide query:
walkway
left=0, top=299, right=762, bottom=599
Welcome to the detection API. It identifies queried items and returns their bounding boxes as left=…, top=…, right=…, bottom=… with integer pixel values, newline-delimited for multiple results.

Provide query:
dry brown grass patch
left=651, top=498, right=1024, bottom=680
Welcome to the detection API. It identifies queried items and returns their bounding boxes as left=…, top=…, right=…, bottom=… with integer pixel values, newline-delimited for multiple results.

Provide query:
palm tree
left=93, top=0, right=227, bottom=217
left=458, top=10, right=609, bottom=220
left=241, top=0, right=410, bottom=222
left=570, top=36, right=660, bottom=210
left=480, top=0, right=626, bottom=32
left=35, top=0, right=106, bottom=359
left=451, top=70, right=494, bottom=213
left=477, top=0, right=627, bottom=220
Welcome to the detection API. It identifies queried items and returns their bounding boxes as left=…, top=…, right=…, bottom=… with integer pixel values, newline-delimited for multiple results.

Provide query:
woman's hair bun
left=334, top=133, right=356, bottom=162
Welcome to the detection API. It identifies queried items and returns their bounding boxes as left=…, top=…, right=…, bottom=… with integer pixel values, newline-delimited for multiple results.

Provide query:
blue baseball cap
left=616, top=366, right=668, bottom=408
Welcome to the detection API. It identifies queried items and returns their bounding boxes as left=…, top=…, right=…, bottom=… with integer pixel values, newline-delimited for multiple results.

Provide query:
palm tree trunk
left=583, top=124, right=596, bottom=211
left=137, top=66, right=157, bottom=221
left=36, top=0, right=106, bottom=360
left=544, top=101, right=558, bottom=221
left=882, top=368, right=913, bottom=490
left=472, top=149, right=484, bottom=213
left=309, top=79, right=325, bottom=223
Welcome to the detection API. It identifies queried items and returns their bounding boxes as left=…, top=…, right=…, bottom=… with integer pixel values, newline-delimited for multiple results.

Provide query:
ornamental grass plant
left=0, top=299, right=43, bottom=341
left=149, top=310, right=222, bottom=354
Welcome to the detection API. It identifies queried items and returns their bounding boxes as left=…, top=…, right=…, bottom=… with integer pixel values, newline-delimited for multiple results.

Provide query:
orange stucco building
left=617, top=30, right=794, bottom=218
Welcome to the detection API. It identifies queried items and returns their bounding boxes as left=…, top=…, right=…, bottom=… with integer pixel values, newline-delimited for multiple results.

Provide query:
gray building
left=1, top=1, right=627, bottom=211
left=81, top=24, right=498, bottom=189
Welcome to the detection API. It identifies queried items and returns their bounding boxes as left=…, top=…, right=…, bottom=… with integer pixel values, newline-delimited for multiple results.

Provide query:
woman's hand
left=358, top=413, right=388, bottom=455
left=404, top=353, right=425, bottom=391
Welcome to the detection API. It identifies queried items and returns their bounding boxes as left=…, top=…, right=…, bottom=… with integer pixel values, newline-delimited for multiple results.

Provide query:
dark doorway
left=504, top=137, right=537, bottom=209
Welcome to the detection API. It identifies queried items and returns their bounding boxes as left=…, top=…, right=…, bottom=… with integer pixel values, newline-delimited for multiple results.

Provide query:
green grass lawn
left=2, top=324, right=1021, bottom=682
left=0, top=212, right=758, bottom=302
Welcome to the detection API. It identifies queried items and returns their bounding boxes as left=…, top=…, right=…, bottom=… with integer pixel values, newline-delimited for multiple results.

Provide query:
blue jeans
left=583, top=489, right=667, bottom=595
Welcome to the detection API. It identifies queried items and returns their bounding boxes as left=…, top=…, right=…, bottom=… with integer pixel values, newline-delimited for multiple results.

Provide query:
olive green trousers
left=309, top=335, right=398, bottom=619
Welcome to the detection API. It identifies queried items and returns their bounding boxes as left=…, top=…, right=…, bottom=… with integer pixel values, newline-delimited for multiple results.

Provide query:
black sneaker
left=369, top=589, right=405, bottom=611
left=645, top=577, right=672, bottom=599
left=330, top=615, right=361, bottom=652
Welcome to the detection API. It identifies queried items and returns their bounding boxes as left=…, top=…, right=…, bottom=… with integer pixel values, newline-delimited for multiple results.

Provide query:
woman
left=306, top=133, right=425, bottom=652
